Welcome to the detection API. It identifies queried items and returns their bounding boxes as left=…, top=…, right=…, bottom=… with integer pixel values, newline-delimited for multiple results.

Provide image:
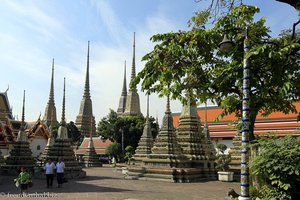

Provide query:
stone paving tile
left=0, top=166, right=239, bottom=200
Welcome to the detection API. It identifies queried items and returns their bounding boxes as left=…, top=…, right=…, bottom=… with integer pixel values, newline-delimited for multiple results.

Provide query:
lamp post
left=219, top=27, right=250, bottom=200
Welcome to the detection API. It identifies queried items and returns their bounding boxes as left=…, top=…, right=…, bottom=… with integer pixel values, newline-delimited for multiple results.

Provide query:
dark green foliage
left=124, top=145, right=134, bottom=164
left=105, top=143, right=122, bottom=162
left=132, top=4, right=300, bottom=140
left=250, top=135, right=300, bottom=199
left=97, top=109, right=159, bottom=151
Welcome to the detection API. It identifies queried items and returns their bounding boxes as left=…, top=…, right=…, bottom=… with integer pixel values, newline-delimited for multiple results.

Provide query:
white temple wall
left=29, top=138, right=47, bottom=158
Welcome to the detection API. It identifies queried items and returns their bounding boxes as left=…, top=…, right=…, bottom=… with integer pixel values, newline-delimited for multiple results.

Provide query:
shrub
left=250, top=135, right=300, bottom=199
left=216, top=143, right=231, bottom=171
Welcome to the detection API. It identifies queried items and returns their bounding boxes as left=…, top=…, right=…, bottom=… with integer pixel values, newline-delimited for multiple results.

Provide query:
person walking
left=56, top=158, right=65, bottom=188
left=16, top=166, right=31, bottom=195
left=44, top=159, right=56, bottom=188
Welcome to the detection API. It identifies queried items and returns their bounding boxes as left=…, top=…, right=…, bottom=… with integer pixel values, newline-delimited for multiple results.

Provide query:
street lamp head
left=218, top=33, right=235, bottom=53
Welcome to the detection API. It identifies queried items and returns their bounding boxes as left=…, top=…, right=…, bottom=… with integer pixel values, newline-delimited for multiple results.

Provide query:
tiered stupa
left=117, top=61, right=127, bottom=115
left=123, top=32, right=142, bottom=116
left=127, top=97, right=191, bottom=182
left=39, top=111, right=56, bottom=164
left=4, top=91, right=35, bottom=174
left=176, top=98, right=215, bottom=173
left=75, top=42, right=97, bottom=137
left=202, top=103, right=216, bottom=157
left=202, top=124, right=216, bottom=156
left=228, top=129, right=242, bottom=180
left=132, top=95, right=153, bottom=164
left=82, top=120, right=102, bottom=167
left=43, top=59, right=59, bottom=127
left=45, top=78, right=86, bottom=178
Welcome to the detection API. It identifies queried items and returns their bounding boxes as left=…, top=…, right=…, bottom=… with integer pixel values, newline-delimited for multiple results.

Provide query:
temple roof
left=27, top=118, right=50, bottom=140
left=76, top=137, right=113, bottom=155
left=173, top=102, right=300, bottom=138
left=0, top=92, right=13, bottom=120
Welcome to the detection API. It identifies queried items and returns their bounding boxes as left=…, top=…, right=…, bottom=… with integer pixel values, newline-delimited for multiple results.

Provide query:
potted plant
left=216, top=144, right=234, bottom=182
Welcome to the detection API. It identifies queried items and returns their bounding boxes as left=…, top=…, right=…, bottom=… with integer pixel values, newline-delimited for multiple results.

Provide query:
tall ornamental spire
left=61, top=77, right=66, bottom=126
left=84, top=41, right=91, bottom=98
left=20, top=90, right=25, bottom=131
left=123, top=32, right=141, bottom=116
left=131, top=32, right=136, bottom=83
left=122, top=60, right=127, bottom=96
left=75, top=41, right=96, bottom=137
left=43, top=59, right=58, bottom=126
left=117, top=61, right=128, bottom=115
left=50, top=59, right=55, bottom=101
left=146, top=95, right=149, bottom=120
left=17, top=90, right=27, bottom=142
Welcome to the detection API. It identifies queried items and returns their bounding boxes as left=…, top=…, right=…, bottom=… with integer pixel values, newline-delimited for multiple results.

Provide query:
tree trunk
left=249, top=109, right=258, bottom=141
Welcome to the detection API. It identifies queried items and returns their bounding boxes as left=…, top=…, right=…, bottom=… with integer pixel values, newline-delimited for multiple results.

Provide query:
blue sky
left=0, top=0, right=298, bottom=124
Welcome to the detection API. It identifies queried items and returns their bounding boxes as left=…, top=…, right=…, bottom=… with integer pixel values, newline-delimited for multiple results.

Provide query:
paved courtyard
left=0, top=166, right=239, bottom=200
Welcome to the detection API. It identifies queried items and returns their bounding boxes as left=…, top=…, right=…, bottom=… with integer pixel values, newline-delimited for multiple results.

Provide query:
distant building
left=172, top=103, right=300, bottom=151
left=27, top=118, right=49, bottom=158
left=75, top=137, right=113, bottom=156
left=0, top=91, right=24, bottom=155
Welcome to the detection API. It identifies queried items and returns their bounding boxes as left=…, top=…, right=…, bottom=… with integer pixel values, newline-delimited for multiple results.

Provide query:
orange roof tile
left=75, top=137, right=113, bottom=155
left=173, top=102, right=300, bottom=138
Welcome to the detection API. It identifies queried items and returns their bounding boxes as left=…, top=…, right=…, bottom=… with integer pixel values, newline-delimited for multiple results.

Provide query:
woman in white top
left=56, top=158, right=65, bottom=188
left=43, top=159, right=56, bottom=188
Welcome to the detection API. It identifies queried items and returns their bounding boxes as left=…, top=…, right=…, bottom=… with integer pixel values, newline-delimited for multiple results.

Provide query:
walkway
left=0, top=166, right=239, bottom=200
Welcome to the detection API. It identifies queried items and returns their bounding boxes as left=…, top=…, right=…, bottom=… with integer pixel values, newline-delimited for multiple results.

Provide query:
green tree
left=195, top=0, right=300, bottom=18
left=97, top=109, right=159, bottom=150
left=132, top=4, right=300, bottom=140
left=105, top=142, right=122, bottom=162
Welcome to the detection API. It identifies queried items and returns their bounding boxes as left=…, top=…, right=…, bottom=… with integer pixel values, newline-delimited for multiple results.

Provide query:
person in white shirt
left=43, top=159, right=56, bottom=188
left=56, top=158, right=65, bottom=188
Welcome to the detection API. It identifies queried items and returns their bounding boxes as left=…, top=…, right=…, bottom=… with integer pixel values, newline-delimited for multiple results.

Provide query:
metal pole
left=239, top=26, right=250, bottom=200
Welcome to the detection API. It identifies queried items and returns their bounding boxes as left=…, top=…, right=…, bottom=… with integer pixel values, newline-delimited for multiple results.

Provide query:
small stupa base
left=126, top=165, right=216, bottom=183
left=82, top=157, right=102, bottom=167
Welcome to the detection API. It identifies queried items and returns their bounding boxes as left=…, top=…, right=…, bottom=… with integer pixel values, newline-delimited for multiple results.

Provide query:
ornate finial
left=131, top=32, right=136, bottom=82
left=146, top=95, right=149, bottom=119
left=84, top=41, right=91, bottom=98
left=166, top=95, right=171, bottom=114
left=49, top=59, right=55, bottom=101
left=20, top=90, right=25, bottom=131
left=61, top=77, right=66, bottom=126
left=121, top=60, right=127, bottom=96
